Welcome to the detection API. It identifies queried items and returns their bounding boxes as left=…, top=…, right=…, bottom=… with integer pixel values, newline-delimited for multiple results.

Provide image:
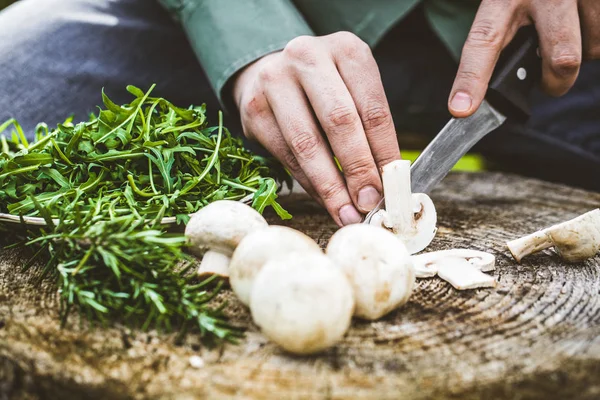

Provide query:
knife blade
left=363, top=100, right=506, bottom=223
left=363, top=26, right=540, bottom=224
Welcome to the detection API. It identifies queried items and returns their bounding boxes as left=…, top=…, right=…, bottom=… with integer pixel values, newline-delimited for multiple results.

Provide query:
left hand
left=448, top=0, right=600, bottom=117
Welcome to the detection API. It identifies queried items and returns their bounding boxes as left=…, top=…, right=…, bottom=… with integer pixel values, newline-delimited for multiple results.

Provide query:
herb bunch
left=0, top=85, right=290, bottom=342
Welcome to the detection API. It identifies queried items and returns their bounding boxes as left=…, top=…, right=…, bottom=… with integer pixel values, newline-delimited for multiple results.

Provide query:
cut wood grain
left=1, top=172, right=599, bottom=400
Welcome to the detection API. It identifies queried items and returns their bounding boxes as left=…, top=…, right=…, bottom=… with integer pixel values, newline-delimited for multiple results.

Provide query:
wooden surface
left=1, top=172, right=600, bottom=400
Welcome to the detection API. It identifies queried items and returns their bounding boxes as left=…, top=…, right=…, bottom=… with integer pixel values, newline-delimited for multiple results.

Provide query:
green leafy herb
left=0, top=85, right=292, bottom=343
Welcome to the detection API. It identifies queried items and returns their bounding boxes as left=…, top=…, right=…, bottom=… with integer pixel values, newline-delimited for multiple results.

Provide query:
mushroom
left=326, top=224, right=415, bottom=320
left=411, top=249, right=496, bottom=290
left=229, top=225, right=322, bottom=306
left=184, top=200, right=268, bottom=278
left=369, top=160, right=437, bottom=254
left=250, top=251, right=354, bottom=355
left=507, top=208, right=600, bottom=263
left=411, top=249, right=495, bottom=278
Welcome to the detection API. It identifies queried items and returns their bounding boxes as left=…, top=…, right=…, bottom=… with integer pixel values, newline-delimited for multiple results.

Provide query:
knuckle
left=319, top=181, right=346, bottom=202
left=289, top=132, right=320, bottom=160
left=343, top=158, right=374, bottom=178
left=324, top=105, right=359, bottom=133
left=550, top=51, right=581, bottom=77
left=455, top=68, right=483, bottom=84
left=257, top=63, right=280, bottom=84
left=334, top=31, right=371, bottom=59
left=284, top=35, right=318, bottom=65
left=281, top=150, right=301, bottom=173
left=362, top=104, right=392, bottom=132
left=466, top=19, right=504, bottom=48
left=242, top=94, right=268, bottom=119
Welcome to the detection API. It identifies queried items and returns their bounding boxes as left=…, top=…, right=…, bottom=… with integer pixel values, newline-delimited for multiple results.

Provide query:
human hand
left=449, top=0, right=600, bottom=117
left=232, top=32, right=400, bottom=226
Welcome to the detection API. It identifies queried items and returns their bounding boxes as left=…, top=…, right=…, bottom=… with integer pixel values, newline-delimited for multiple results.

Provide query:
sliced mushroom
left=184, top=200, right=268, bottom=279
left=369, top=160, right=437, bottom=254
left=411, top=249, right=495, bottom=278
left=229, top=225, right=322, bottom=306
left=411, top=249, right=496, bottom=290
left=250, top=251, right=355, bottom=355
left=326, top=224, right=415, bottom=320
left=507, top=208, right=600, bottom=263
left=437, top=262, right=497, bottom=290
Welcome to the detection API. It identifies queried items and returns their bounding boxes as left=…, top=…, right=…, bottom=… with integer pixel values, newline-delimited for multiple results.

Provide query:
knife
left=364, top=26, right=541, bottom=224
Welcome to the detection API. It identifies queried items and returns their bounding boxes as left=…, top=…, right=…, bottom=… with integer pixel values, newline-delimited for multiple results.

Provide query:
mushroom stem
left=198, top=250, right=231, bottom=278
left=506, top=209, right=600, bottom=263
left=381, top=160, right=413, bottom=234
left=506, top=232, right=554, bottom=262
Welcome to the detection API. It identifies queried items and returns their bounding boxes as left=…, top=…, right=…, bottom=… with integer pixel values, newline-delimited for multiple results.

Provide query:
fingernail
left=339, top=204, right=362, bottom=226
left=357, top=186, right=381, bottom=212
left=450, top=92, right=472, bottom=113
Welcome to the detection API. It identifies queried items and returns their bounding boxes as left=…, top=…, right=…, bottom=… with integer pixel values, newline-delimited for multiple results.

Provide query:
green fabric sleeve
left=423, top=0, right=478, bottom=61
left=158, top=0, right=314, bottom=108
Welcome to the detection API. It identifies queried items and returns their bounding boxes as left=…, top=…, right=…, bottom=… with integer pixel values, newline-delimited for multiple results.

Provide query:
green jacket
left=158, top=0, right=478, bottom=105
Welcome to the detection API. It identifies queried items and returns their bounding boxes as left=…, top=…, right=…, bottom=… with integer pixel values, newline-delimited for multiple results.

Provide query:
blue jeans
left=1, top=0, right=599, bottom=191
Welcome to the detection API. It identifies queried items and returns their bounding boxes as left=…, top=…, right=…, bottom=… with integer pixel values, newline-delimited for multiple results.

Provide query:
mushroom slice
left=437, top=262, right=497, bottom=290
left=507, top=208, right=600, bottom=263
left=326, top=224, right=415, bottom=321
left=229, top=225, right=322, bottom=307
left=184, top=200, right=268, bottom=279
left=411, top=249, right=496, bottom=278
left=411, top=249, right=496, bottom=289
left=369, top=160, right=437, bottom=254
left=250, top=251, right=355, bottom=355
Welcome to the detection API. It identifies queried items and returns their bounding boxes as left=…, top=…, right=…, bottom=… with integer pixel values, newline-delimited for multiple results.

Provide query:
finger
left=327, top=32, right=401, bottom=172
left=531, top=0, right=582, bottom=96
left=579, top=0, right=600, bottom=60
left=260, top=72, right=362, bottom=226
left=448, top=1, right=516, bottom=117
left=284, top=37, right=383, bottom=214
left=238, top=91, right=320, bottom=203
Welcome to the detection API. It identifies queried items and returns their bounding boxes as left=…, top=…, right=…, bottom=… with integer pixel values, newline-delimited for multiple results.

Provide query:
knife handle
left=487, top=26, right=541, bottom=119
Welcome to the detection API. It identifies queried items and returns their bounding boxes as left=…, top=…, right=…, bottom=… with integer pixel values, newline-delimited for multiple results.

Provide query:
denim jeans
left=1, top=0, right=599, bottom=191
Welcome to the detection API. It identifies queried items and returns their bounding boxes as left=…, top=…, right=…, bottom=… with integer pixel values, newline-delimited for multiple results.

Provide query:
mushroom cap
left=250, top=252, right=354, bottom=355
left=229, top=225, right=322, bottom=306
left=370, top=193, right=437, bottom=255
left=326, top=224, right=415, bottom=320
left=546, top=208, right=600, bottom=262
left=404, top=193, right=438, bottom=254
left=411, top=249, right=496, bottom=278
left=184, top=200, right=268, bottom=258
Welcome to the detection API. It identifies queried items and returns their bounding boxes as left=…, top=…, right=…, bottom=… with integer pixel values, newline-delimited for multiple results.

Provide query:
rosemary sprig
left=0, top=85, right=291, bottom=343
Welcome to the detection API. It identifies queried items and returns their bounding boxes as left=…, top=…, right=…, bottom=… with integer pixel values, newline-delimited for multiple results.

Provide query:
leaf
left=126, top=85, right=145, bottom=98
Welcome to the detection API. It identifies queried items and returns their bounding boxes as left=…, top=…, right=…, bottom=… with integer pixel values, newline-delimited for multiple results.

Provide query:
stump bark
left=1, top=172, right=600, bottom=400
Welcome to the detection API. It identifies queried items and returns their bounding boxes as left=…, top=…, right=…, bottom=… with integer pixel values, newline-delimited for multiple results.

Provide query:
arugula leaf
left=0, top=84, right=289, bottom=344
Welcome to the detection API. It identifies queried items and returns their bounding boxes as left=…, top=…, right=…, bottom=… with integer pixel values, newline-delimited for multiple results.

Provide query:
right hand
left=232, top=32, right=400, bottom=226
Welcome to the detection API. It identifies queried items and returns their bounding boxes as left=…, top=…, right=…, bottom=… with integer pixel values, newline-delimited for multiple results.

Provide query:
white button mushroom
left=507, top=208, right=600, bottom=263
left=369, top=160, right=437, bottom=254
left=250, top=252, right=355, bottom=355
left=184, top=200, right=268, bottom=278
left=411, top=249, right=496, bottom=290
left=326, top=224, right=415, bottom=320
left=411, top=249, right=496, bottom=278
left=229, top=225, right=322, bottom=306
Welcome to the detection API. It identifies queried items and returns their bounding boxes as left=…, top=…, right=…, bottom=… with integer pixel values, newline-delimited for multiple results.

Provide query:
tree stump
left=1, top=172, right=599, bottom=400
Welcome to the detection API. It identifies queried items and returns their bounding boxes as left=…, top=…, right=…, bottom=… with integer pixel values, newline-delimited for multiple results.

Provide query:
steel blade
left=363, top=100, right=506, bottom=224
left=410, top=100, right=506, bottom=193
